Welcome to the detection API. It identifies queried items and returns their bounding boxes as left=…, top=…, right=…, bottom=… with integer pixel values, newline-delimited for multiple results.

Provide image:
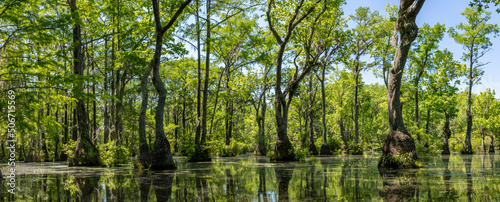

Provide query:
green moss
left=379, top=153, right=420, bottom=169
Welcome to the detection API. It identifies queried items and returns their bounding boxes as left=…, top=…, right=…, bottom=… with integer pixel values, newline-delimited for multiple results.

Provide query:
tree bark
left=103, top=37, right=110, bottom=144
left=224, top=68, right=233, bottom=147
left=256, top=96, right=267, bottom=155
left=149, top=0, right=192, bottom=170
left=200, top=0, right=211, bottom=154
left=255, top=70, right=269, bottom=156
left=319, top=64, right=331, bottom=155
left=69, top=0, right=100, bottom=166
left=463, top=46, right=474, bottom=154
left=489, top=135, right=495, bottom=153
left=354, top=69, right=360, bottom=146
left=308, top=75, right=317, bottom=155
left=136, top=53, right=153, bottom=169
left=267, top=0, right=320, bottom=161
left=441, top=112, right=451, bottom=155
left=192, top=0, right=210, bottom=162
left=379, top=0, right=425, bottom=169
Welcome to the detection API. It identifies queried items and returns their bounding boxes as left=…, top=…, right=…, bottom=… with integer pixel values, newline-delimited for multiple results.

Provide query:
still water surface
left=1, top=152, right=500, bottom=201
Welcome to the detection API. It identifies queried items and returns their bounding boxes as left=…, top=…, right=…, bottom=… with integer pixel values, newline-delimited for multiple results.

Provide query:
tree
left=371, top=4, right=397, bottom=89
left=470, top=0, right=500, bottom=12
left=138, top=0, right=192, bottom=170
left=379, top=0, right=425, bottom=169
left=474, top=89, right=498, bottom=152
left=69, top=0, right=100, bottom=166
left=347, top=7, right=381, bottom=153
left=448, top=6, right=499, bottom=154
left=266, top=0, right=333, bottom=160
left=408, top=23, right=445, bottom=129
left=423, top=49, right=463, bottom=154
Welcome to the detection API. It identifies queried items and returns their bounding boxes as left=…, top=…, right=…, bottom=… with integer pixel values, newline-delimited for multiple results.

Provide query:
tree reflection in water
left=378, top=169, right=417, bottom=201
left=2, top=153, right=500, bottom=201
left=461, top=154, right=474, bottom=202
left=274, top=166, right=292, bottom=201
left=136, top=170, right=151, bottom=202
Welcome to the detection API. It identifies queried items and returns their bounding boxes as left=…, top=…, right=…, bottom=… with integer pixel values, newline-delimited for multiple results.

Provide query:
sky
left=343, top=0, right=500, bottom=98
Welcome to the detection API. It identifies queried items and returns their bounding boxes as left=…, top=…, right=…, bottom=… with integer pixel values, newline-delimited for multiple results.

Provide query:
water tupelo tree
left=379, top=0, right=425, bottom=169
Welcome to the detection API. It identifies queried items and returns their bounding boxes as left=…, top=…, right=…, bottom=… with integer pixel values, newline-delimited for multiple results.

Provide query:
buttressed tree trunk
left=149, top=0, right=192, bottom=170
left=69, top=0, right=100, bottom=166
left=379, top=0, right=425, bottom=169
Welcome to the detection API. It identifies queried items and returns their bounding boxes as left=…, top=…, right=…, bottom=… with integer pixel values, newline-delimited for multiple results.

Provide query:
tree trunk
left=200, top=0, right=211, bottom=154
left=480, top=127, right=486, bottom=153
left=136, top=54, right=153, bottom=169
left=69, top=0, right=100, bottom=166
left=489, top=135, right=495, bottom=153
left=173, top=97, right=179, bottom=153
left=149, top=0, right=181, bottom=170
left=320, top=65, right=331, bottom=155
left=194, top=0, right=202, bottom=156
left=60, top=103, right=69, bottom=161
left=256, top=87, right=268, bottom=156
left=379, top=0, right=425, bottom=169
left=441, top=113, right=451, bottom=155
left=224, top=69, right=233, bottom=147
left=308, top=75, right=317, bottom=155
left=463, top=51, right=474, bottom=154
left=354, top=69, right=359, bottom=142
left=273, top=46, right=295, bottom=161
left=103, top=37, right=110, bottom=144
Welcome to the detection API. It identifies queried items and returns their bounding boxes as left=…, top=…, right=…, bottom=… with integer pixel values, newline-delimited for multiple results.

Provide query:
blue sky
left=344, top=0, right=500, bottom=98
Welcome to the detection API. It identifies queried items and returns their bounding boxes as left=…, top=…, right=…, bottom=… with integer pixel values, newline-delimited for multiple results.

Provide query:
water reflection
left=274, top=166, right=292, bottom=201
left=378, top=169, right=417, bottom=201
left=461, top=155, right=474, bottom=201
left=3, top=153, right=500, bottom=201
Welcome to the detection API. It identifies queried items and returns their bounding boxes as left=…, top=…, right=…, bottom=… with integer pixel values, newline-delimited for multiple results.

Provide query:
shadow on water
left=2, top=152, right=500, bottom=201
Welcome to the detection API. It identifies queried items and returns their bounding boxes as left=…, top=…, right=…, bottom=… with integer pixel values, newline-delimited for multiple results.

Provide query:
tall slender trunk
left=308, top=75, right=317, bottom=155
left=194, top=0, right=202, bottom=151
left=137, top=56, right=153, bottom=169
left=224, top=68, right=233, bottom=146
left=103, top=37, right=110, bottom=144
left=91, top=42, right=97, bottom=145
left=149, top=0, right=193, bottom=170
left=256, top=91, right=267, bottom=156
left=60, top=103, right=69, bottom=161
left=463, top=46, right=474, bottom=154
left=173, top=96, right=179, bottom=153
left=354, top=69, right=360, bottom=146
left=191, top=0, right=211, bottom=161
left=319, top=64, right=331, bottom=155
left=69, top=0, right=99, bottom=166
left=201, top=0, right=211, bottom=149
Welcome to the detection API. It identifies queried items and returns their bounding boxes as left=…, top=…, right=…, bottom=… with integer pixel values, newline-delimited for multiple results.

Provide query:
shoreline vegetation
left=1, top=0, right=499, bottom=183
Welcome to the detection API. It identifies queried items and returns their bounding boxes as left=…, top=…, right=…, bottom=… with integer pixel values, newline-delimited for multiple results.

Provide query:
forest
left=1, top=0, right=500, bottom=174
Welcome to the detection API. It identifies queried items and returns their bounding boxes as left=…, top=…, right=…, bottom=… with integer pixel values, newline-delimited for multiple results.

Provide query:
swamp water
left=1, top=152, right=500, bottom=201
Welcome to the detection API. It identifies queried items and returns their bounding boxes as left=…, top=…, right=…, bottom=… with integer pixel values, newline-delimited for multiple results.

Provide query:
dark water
left=1, top=152, right=500, bottom=201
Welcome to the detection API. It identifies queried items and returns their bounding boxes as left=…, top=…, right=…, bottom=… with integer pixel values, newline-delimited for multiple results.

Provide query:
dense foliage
left=0, top=0, right=499, bottom=167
